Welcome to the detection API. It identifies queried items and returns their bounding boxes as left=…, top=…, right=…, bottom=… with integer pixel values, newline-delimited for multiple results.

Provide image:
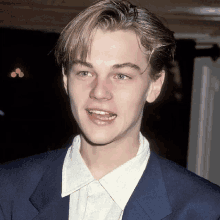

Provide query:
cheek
left=68, top=82, right=85, bottom=111
left=118, top=89, right=146, bottom=114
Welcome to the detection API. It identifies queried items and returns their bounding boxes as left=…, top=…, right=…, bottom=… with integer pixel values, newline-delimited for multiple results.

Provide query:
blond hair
left=55, top=0, right=175, bottom=80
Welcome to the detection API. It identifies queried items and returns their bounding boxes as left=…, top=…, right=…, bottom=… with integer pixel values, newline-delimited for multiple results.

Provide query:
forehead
left=86, top=29, right=148, bottom=67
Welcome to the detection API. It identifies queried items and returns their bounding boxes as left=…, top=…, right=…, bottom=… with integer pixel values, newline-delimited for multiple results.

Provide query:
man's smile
left=86, top=108, right=117, bottom=126
left=86, top=108, right=117, bottom=117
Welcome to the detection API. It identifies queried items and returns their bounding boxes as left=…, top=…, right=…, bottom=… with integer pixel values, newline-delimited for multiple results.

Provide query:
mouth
left=86, top=108, right=117, bottom=125
left=86, top=108, right=117, bottom=117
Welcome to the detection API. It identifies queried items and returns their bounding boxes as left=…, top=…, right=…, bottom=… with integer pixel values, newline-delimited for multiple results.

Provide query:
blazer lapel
left=123, top=151, right=172, bottom=220
left=29, top=147, right=70, bottom=220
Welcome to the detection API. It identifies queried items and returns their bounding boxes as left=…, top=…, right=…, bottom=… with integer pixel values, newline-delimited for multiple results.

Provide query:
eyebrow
left=112, top=62, right=141, bottom=71
left=72, top=60, right=93, bottom=68
left=72, top=60, right=141, bottom=72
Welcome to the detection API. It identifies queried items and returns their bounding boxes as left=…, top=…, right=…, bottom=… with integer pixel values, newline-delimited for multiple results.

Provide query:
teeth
left=89, top=110, right=108, bottom=115
left=96, top=114, right=117, bottom=120
left=88, top=109, right=116, bottom=116
left=107, top=115, right=117, bottom=120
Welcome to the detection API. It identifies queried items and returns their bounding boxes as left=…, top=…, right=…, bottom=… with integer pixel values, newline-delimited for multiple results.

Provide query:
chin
left=81, top=128, right=119, bottom=146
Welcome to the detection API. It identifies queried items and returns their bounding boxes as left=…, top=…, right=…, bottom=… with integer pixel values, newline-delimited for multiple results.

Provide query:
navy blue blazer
left=0, top=141, right=220, bottom=220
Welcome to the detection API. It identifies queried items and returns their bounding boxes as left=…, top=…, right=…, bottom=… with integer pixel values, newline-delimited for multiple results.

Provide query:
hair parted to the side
left=55, top=0, right=176, bottom=81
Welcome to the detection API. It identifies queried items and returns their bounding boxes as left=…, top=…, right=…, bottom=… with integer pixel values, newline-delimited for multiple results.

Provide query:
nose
left=89, top=77, right=112, bottom=101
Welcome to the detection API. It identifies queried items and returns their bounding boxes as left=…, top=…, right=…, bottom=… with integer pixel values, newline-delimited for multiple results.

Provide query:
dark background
left=0, top=28, right=196, bottom=167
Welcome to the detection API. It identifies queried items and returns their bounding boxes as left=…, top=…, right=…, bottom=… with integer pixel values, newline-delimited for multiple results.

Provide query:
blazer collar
left=123, top=151, right=172, bottom=220
left=29, top=146, right=70, bottom=220
left=29, top=144, right=171, bottom=220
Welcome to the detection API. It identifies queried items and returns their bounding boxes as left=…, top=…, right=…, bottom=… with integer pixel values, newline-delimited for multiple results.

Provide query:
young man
left=0, top=0, right=220, bottom=219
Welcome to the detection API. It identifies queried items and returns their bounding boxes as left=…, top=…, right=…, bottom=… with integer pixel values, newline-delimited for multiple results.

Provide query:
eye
left=77, top=71, right=92, bottom=77
left=115, top=74, right=131, bottom=80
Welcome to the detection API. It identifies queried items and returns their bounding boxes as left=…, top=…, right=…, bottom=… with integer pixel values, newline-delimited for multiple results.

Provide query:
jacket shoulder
left=157, top=154, right=220, bottom=192
left=156, top=154, right=220, bottom=215
left=0, top=147, right=68, bottom=201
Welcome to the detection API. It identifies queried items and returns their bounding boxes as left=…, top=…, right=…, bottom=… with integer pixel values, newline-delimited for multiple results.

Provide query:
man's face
left=63, top=29, right=164, bottom=146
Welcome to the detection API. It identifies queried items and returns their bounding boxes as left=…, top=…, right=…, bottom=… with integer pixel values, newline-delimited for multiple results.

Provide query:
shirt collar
left=62, top=132, right=150, bottom=210
left=62, top=135, right=94, bottom=197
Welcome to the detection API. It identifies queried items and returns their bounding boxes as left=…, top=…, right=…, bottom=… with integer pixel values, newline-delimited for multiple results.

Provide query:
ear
left=146, top=70, right=165, bottom=103
left=62, top=66, right=68, bottom=94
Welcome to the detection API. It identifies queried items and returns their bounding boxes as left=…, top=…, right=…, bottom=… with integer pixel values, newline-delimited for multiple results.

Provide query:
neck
left=80, top=132, right=140, bottom=180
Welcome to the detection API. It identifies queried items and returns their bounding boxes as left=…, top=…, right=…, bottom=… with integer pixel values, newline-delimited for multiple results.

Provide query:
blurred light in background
left=189, top=7, right=220, bottom=16
left=10, top=68, right=24, bottom=78
left=11, top=72, right=17, bottom=78
left=169, top=7, right=220, bottom=17
left=0, top=110, right=5, bottom=116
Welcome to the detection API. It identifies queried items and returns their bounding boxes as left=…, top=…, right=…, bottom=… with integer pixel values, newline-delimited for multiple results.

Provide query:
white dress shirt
left=62, top=132, right=150, bottom=220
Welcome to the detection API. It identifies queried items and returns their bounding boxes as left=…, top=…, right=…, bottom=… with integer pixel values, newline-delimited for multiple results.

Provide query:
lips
left=86, top=107, right=117, bottom=126
left=86, top=108, right=117, bottom=116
